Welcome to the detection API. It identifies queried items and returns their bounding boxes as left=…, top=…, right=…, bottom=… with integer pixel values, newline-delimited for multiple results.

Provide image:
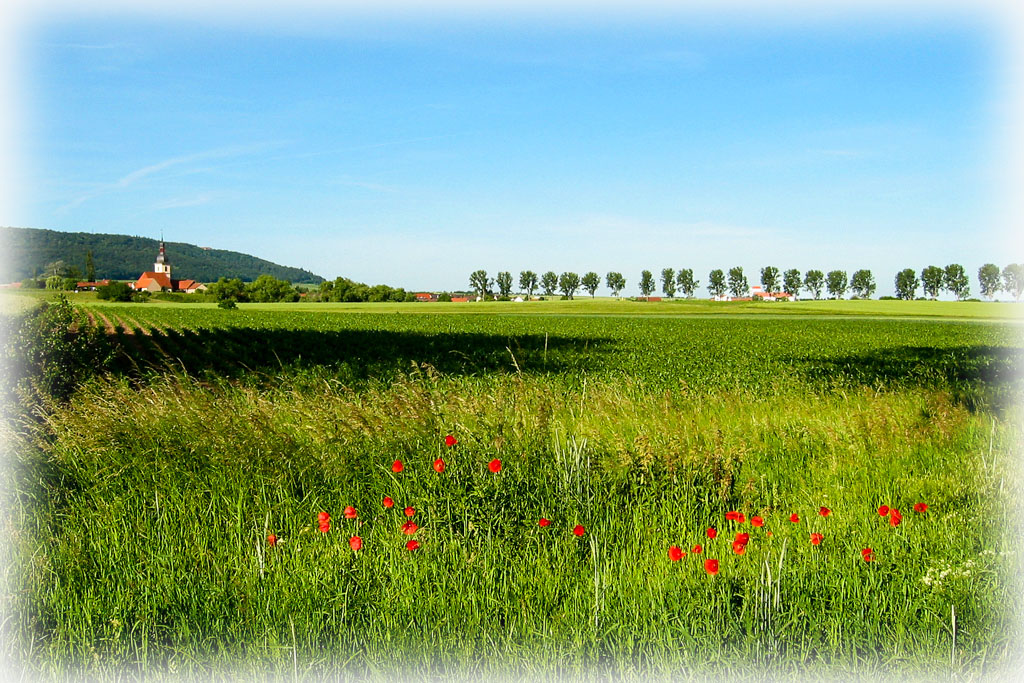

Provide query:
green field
left=2, top=294, right=1023, bottom=680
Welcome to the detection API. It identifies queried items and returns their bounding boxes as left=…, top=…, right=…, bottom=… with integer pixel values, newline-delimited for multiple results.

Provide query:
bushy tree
left=581, top=271, right=600, bottom=298
left=469, top=270, right=491, bottom=299
left=850, top=269, right=875, bottom=299
left=45, top=275, right=63, bottom=290
left=783, top=269, right=801, bottom=297
left=605, top=272, right=626, bottom=297
left=558, top=272, right=580, bottom=299
left=246, top=274, right=298, bottom=303
left=895, top=268, right=919, bottom=300
left=639, top=270, right=655, bottom=297
left=708, top=269, right=727, bottom=298
left=541, top=271, right=558, bottom=296
left=209, top=277, right=248, bottom=302
left=675, top=269, right=698, bottom=298
left=760, top=266, right=780, bottom=294
left=727, top=266, right=748, bottom=298
left=96, top=281, right=133, bottom=302
left=495, top=271, right=513, bottom=298
left=943, top=264, right=969, bottom=300
left=1002, top=263, right=1024, bottom=300
left=519, top=271, right=538, bottom=298
left=978, top=263, right=1001, bottom=299
left=660, top=268, right=676, bottom=298
left=803, top=270, right=824, bottom=299
left=921, top=265, right=944, bottom=299
left=826, top=270, right=848, bottom=299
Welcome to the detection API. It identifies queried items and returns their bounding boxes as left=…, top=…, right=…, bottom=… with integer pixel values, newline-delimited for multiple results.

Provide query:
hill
left=0, top=227, right=324, bottom=284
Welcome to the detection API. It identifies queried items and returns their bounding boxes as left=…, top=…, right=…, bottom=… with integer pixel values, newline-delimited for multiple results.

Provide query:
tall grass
left=4, top=369, right=1021, bottom=679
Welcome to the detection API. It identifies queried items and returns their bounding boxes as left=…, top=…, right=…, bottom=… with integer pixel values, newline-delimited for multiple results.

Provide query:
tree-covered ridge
left=0, top=226, right=324, bottom=284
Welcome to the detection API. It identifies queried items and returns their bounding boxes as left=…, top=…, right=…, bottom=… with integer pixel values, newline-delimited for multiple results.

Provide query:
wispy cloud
left=152, top=192, right=223, bottom=210
left=61, top=142, right=279, bottom=212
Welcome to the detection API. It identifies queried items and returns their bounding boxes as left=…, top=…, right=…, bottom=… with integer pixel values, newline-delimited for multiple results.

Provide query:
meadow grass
left=1, top=300, right=1023, bottom=679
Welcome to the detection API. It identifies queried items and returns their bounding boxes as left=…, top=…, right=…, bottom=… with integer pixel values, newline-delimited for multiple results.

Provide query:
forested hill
left=1, top=227, right=324, bottom=284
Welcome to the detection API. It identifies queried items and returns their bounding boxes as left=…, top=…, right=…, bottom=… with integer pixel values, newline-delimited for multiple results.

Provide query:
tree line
left=467, top=263, right=1024, bottom=301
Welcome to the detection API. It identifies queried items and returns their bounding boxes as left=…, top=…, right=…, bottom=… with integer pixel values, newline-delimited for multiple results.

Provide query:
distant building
left=415, top=292, right=438, bottom=302
left=76, top=279, right=112, bottom=291
left=131, top=240, right=208, bottom=293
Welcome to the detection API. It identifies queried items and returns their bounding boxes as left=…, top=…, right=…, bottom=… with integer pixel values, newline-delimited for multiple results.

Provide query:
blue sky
left=10, top=7, right=1017, bottom=295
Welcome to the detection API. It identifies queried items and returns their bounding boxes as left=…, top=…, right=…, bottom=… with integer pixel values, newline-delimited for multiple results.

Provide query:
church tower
left=154, top=238, right=172, bottom=277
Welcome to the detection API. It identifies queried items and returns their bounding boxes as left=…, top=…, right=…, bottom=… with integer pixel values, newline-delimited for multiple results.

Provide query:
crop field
left=2, top=296, right=1023, bottom=680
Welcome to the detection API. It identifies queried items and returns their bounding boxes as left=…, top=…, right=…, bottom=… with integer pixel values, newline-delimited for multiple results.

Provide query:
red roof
left=134, top=272, right=173, bottom=290
left=450, top=296, right=470, bottom=302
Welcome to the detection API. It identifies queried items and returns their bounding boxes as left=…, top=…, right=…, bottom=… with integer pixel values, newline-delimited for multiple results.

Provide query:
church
left=131, top=240, right=207, bottom=294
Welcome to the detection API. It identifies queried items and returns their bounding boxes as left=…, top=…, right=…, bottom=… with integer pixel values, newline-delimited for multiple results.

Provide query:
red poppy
left=751, top=516, right=764, bottom=528
left=861, top=548, right=874, bottom=562
left=489, top=458, right=502, bottom=473
left=736, top=513, right=746, bottom=524
left=433, top=458, right=446, bottom=473
left=404, top=506, right=415, bottom=517
left=706, top=527, right=718, bottom=539
left=444, top=434, right=457, bottom=447
left=402, top=520, right=418, bottom=535
left=691, top=544, right=703, bottom=554
left=344, top=506, right=357, bottom=520
left=406, top=540, right=420, bottom=551
left=669, top=545, right=684, bottom=562
left=725, top=511, right=738, bottom=521
left=913, top=502, right=928, bottom=513
left=382, top=496, right=394, bottom=509
left=766, top=531, right=773, bottom=537
left=878, top=505, right=889, bottom=517
left=267, top=534, right=277, bottom=547
left=538, top=518, right=550, bottom=527
left=810, top=533, right=823, bottom=546
left=734, top=532, right=749, bottom=545
left=392, top=460, right=404, bottom=473
left=573, top=524, right=585, bottom=537
left=889, top=508, right=902, bottom=527
left=318, top=520, right=330, bottom=533
left=789, top=513, right=799, bottom=523
left=732, top=541, right=747, bottom=555
left=819, top=506, right=831, bottom=517
left=704, top=558, right=719, bottom=575
left=349, top=536, right=362, bottom=551
left=318, top=511, right=330, bottom=523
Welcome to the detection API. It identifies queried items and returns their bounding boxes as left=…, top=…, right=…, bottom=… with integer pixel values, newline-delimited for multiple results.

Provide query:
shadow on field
left=794, top=344, right=1023, bottom=411
left=110, top=326, right=615, bottom=380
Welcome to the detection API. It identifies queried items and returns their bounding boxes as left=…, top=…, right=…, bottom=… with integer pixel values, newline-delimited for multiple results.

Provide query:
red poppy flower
left=538, top=518, right=550, bottom=527
left=734, top=532, right=749, bottom=545
left=267, top=534, right=277, bottom=547
left=392, top=460, right=404, bottom=473
left=725, top=511, right=738, bottom=521
left=706, top=527, right=717, bottom=539
left=913, top=502, right=928, bottom=514
left=705, top=558, right=719, bottom=575
left=736, top=513, right=746, bottom=524
left=861, top=548, right=874, bottom=562
left=488, top=458, right=502, bottom=473
left=668, top=545, right=684, bottom=562
left=444, top=434, right=457, bottom=447
left=344, top=506, right=357, bottom=520
left=889, top=508, right=902, bottom=527
left=404, top=506, right=415, bottom=517
left=318, top=511, right=330, bottom=523
left=789, top=513, right=799, bottom=523
left=751, top=516, right=764, bottom=528
left=401, top=520, right=418, bottom=535
left=318, top=520, right=330, bottom=533
left=810, top=533, right=823, bottom=546
left=878, top=505, right=889, bottom=517
left=766, top=531, right=773, bottom=537
left=349, top=536, right=362, bottom=551
left=819, top=506, right=831, bottom=517
left=573, top=524, right=585, bottom=537
left=692, top=544, right=703, bottom=554
left=732, top=541, right=747, bottom=555
left=382, top=496, right=394, bottom=509
left=406, top=540, right=420, bottom=551
left=433, top=458, right=446, bottom=473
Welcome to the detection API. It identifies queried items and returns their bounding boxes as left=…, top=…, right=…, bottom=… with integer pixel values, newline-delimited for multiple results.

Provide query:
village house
left=131, top=241, right=208, bottom=294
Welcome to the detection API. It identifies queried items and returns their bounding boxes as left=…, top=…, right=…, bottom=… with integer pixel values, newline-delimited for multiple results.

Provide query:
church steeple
left=154, top=236, right=172, bottom=276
